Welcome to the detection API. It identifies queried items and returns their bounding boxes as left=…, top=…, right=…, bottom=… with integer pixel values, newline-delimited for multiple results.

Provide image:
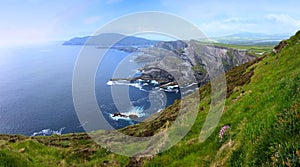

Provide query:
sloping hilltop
left=0, top=31, right=299, bottom=167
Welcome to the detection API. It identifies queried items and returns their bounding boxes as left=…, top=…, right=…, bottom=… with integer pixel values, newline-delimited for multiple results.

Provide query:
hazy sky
left=1, top=0, right=300, bottom=46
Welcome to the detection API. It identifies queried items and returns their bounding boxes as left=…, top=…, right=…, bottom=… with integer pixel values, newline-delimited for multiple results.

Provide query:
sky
left=0, top=0, right=300, bottom=46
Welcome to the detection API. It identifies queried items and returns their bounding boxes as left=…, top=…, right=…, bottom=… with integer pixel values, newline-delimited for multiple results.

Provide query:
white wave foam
left=126, top=106, right=146, bottom=117
left=31, top=127, right=65, bottom=136
left=110, top=106, right=146, bottom=121
left=106, top=80, right=147, bottom=91
left=106, top=80, right=114, bottom=86
left=168, top=85, right=179, bottom=89
left=106, top=80, right=130, bottom=86
left=150, top=80, right=159, bottom=85
left=164, top=87, right=179, bottom=93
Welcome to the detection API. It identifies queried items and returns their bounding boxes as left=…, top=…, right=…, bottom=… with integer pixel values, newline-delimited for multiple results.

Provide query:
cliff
left=134, top=40, right=256, bottom=89
left=0, top=31, right=299, bottom=166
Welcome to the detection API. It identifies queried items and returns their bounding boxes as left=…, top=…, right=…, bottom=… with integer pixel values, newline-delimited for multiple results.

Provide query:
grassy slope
left=211, top=42, right=274, bottom=55
left=0, top=32, right=299, bottom=167
left=144, top=32, right=300, bottom=167
left=196, top=41, right=274, bottom=57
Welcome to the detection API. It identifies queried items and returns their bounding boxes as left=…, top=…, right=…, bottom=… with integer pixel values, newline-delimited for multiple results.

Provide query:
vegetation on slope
left=196, top=41, right=274, bottom=57
left=211, top=43, right=274, bottom=56
left=143, top=31, right=299, bottom=167
left=0, top=31, right=299, bottom=167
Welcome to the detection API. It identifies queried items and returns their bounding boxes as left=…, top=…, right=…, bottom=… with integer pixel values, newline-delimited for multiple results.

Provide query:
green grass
left=0, top=31, right=299, bottom=166
left=142, top=31, right=300, bottom=166
left=212, top=42, right=274, bottom=54
left=192, top=63, right=207, bottom=75
left=197, top=41, right=275, bottom=57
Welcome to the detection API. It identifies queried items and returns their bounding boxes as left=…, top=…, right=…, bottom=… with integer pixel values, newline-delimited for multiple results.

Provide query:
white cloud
left=267, top=14, right=300, bottom=27
left=198, top=21, right=257, bottom=37
left=160, top=0, right=300, bottom=36
left=83, top=16, right=102, bottom=24
left=223, top=17, right=243, bottom=23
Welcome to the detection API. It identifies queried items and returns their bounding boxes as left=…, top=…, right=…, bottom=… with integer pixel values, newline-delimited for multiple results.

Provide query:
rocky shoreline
left=110, top=40, right=257, bottom=93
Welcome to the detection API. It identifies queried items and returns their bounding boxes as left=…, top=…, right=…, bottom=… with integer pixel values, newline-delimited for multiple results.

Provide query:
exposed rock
left=134, top=41, right=256, bottom=90
left=155, top=40, right=187, bottom=51
left=110, top=40, right=256, bottom=94
left=112, top=112, right=127, bottom=118
left=129, top=114, right=139, bottom=120
left=113, top=112, right=138, bottom=120
left=113, top=112, right=119, bottom=117
left=273, top=40, right=288, bottom=53
left=139, top=67, right=175, bottom=85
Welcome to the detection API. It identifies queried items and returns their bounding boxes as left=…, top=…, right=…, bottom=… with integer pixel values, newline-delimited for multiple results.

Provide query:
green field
left=195, top=41, right=275, bottom=57
left=212, top=43, right=274, bottom=56
left=0, top=32, right=299, bottom=167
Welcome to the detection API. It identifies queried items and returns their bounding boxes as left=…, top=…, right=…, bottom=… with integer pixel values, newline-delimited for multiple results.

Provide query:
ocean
left=0, top=43, right=180, bottom=136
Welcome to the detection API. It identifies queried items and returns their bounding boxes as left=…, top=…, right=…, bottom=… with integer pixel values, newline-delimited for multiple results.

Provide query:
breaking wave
left=107, top=80, right=145, bottom=91
left=107, top=79, right=181, bottom=93
left=110, top=106, right=146, bottom=121
left=31, top=127, right=65, bottom=136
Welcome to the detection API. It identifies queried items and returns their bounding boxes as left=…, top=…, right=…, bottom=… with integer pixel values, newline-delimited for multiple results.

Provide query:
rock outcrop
left=273, top=40, right=289, bottom=53
left=112, top=112, right=139, bottom=120
left=134, top=40, right=256, bottom=88
left=155, top=40, right=187, bottom=51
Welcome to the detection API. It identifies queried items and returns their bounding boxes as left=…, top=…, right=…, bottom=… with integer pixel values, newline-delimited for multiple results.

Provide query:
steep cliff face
left=0, top=32, right=299, bottom=167
left=137, top=40, right=256, bottom=88
left=155, top=40, right=188, bottom=51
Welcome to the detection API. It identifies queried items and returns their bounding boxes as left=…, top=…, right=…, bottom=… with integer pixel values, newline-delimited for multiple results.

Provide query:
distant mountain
left=63, top=33, right=158, bottom=46
left=224, top=32, right=289, bottom=38
left=212, top=32, right=291, bottom=45
left=0, top=31, right=299, bottom=166
left=1, top=31, right=299, bottom=166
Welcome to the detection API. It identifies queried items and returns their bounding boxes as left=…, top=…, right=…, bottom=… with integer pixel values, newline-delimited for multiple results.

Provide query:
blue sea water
left=0, top=43, right=180, bottom=136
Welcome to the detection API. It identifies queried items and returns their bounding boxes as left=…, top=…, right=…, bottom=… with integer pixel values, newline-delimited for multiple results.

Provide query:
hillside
left=0, top=31, right=299, bottom=167
left=123, top=40, right=256, bottom=92
left=62, top=33, right=157, bottom=46
left=211, top=32, right=290, bottom=46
